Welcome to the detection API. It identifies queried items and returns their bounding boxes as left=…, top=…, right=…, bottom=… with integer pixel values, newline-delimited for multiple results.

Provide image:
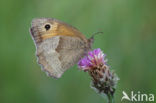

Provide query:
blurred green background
left=0, top=0, right=156, bottom=103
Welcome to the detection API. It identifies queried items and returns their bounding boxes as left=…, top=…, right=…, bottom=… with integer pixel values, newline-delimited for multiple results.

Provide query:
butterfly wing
left=30, top=18, right=92, bottom=78
left=56, top=36, right=90, bottom=70
left=33, top=35, right=90, bottom=78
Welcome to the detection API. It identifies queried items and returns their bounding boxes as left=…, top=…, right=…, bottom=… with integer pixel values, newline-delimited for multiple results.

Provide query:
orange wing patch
left=41, top=21, right=87, bottom=42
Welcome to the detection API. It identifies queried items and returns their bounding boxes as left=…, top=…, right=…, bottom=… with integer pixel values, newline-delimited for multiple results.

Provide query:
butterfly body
left=30, top=18, right=93, bottom=78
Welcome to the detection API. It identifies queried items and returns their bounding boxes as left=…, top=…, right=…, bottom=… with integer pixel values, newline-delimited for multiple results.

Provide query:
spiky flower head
left=78, top=48, right=107, bottom=71
left=78, top=48, right=119, bottom=102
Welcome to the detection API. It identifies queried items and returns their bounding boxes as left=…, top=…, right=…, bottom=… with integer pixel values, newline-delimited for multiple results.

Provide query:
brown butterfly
left=30, top=18, right=94, bottom=78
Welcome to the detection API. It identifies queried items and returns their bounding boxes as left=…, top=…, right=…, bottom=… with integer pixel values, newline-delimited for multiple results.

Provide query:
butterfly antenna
left=91, top=31, right=103, bottom=38
left=88, top=31, right=103, bottom=48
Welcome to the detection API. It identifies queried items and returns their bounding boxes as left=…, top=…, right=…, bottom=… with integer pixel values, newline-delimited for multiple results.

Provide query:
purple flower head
left=78, top=48, right=107, bottom=71
left=78, top=48, right=119, bottom=102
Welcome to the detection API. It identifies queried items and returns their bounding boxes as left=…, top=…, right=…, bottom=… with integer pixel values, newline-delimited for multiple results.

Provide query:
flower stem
left=107, top=93, right=114, bottom=103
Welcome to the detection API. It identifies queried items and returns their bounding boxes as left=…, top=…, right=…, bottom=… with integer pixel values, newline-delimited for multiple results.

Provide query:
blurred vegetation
left=0, top=0, right=156, bottom=103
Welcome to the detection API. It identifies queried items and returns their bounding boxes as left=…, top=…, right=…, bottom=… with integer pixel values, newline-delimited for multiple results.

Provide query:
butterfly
left=30, top=18, right=94, bottom=78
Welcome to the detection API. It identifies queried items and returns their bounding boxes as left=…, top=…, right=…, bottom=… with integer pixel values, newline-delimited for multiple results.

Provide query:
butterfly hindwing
left=35, top=35, right=90, bottom=78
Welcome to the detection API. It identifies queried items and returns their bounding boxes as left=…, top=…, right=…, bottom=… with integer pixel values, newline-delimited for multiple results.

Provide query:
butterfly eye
left=44, top=24, right=51, bottom=31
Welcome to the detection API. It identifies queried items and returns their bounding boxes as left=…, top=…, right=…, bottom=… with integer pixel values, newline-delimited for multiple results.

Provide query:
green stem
left=107, top=93, right=114, bottom=103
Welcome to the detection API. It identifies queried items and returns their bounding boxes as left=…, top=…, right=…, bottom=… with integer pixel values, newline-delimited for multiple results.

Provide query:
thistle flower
left=78, top=48, right=119, bottom=103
